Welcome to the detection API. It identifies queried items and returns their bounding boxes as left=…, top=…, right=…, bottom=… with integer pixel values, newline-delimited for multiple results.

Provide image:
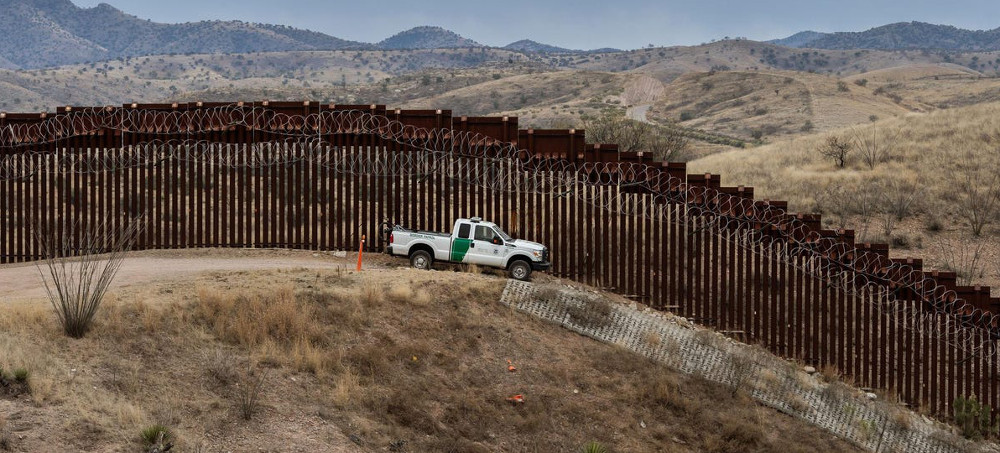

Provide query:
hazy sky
left=70, top=0, right=1000, bottom=50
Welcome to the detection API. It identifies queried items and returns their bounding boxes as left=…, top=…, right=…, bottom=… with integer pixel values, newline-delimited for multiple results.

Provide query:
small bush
left=140, top=424, right=172, bottom=446
left=694, top=329, right=724, bottom=349
left=837, top=81, right=849, bottom=92
left=954, top=395, right=997, bottom=440
left=679, top=111, right=695, bottom=121
left=206, top=348, right=239, bottom=385
left=566, top=298, right=613, bottom=329
left=854, top=78, right=868, bottom=87
left=924, top=215, right=943, bottom=232
left=12, top=369, right=28, bottom=383
left=534, top=287, right=561, bottom=303
left=800, top=120, right=814, bottom=132
left=359, top=278, right=385, bottom=306
left=890, top=235, right=911, bottom=248
left=728, top=353, right=757, bottom=396
left=237, top=364, right=268, bottom=421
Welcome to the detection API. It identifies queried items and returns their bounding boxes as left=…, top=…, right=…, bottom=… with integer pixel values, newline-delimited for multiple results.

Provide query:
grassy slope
left=403, top=70, right=632, bottom=128
left=688, top=101, right=1000, bottom=287
left=0, top=259, right=861, bottom=452
left=648, top=70, right=909, bottom=139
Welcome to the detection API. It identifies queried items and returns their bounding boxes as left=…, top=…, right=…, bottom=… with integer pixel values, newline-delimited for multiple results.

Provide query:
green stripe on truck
left=451, top=238, right=472, bottom=262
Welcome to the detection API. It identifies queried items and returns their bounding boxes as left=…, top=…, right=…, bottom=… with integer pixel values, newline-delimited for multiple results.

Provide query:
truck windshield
left=495, top=227, right=513, bottom=242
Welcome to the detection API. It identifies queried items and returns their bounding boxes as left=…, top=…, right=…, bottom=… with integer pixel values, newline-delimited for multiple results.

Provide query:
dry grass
left=0, top=415, right=11, bottom=451
left=565, top=297, right=614, bottom=329
left=690, top=101, right=1000, bottom=214
left=820, top=364, right=842, bottom=383
left=689, top=101, right=1000, bottom=290
left=651, top=69, right=908, bottom=141
left=642, top=330, right=662, bottom=347
left=0, top=264, right=867, bottom=452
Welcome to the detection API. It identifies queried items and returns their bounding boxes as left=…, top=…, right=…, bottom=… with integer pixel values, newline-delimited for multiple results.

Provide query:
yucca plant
left=11, top=368, right=28, bottom=383
left=580, top=441, right=609, bottom=453
left=140, top=424, right=171, bottom=446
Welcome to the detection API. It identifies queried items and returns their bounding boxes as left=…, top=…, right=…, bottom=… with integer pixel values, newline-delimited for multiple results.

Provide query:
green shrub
left=12, top=368, right=28, bottom=383
left=954, top=395, right=997, bottom=440
left=580, top=441, right=609, bottom=453
left=679, top=111, right=695, bottom=121
left=140, top=424, right=172, bottom=446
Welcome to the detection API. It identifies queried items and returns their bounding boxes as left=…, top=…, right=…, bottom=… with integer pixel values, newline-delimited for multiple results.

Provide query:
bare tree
left=584, top=110, right=648, bottom=153
left=584, top=110, right=690, bottom=161
left=818, top=135, right=852, bottom=168
left=851, top=126, right=900, bottom=170
left=852, top=180, right=883, bottom=242
left=33, top=216, right=145, bottom=338
left=646, top=127, right=691, bottom=162
left=817, top=184, right=855, bottom=229
left=877, top=177, right=923, bottom=238
left=934, top=236, right=989, bottom=286
left=955, top=154, right=1000, bottom=236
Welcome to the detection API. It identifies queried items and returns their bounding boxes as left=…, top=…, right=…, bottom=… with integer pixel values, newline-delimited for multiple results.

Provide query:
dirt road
left=0, top=248, right=360, bottom=304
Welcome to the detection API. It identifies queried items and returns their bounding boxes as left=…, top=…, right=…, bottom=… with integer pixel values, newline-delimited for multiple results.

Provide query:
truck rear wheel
left=410, top=250, right=433, bottom=270
left=509, top=260, right=532, bottom=281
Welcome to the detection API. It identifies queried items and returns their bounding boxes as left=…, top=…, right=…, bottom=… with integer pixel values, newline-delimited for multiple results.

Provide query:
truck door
left=465, top=225, right=505, bottom=267
left=450, top=222, right=473, bottom=262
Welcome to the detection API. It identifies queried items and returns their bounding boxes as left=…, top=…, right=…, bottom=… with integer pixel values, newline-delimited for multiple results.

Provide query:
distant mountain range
left=770, top=22, right=1000, bottom=50
left=0, top=0, right=589, bottom=69
left=5, top=1, right=999, bottom=71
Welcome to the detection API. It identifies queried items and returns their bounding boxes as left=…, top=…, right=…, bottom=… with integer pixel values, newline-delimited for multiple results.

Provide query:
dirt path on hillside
left=0, top=248, right=380, bottom=304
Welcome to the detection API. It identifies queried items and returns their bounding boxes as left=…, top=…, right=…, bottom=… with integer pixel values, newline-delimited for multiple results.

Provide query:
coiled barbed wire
left=0, top=104, right=997, bottom=353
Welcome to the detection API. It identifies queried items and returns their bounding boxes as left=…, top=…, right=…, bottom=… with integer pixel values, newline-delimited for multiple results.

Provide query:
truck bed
left=393, top=226, right=450, bottom=238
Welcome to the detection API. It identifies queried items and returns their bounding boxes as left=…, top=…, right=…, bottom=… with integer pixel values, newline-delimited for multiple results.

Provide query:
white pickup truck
left=384, top=217, right=550, bottom=280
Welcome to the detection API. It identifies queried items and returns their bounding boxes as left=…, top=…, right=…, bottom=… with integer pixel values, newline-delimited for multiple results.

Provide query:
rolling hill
left=503, top=39, right=574, bottom=54
left=774, top=22, right=1000, bottom=51
left=377, top=26, right=482, bottom=50
left=0, top=0, right=369, bottom=69
left=768, top=31, right=829, bottom=48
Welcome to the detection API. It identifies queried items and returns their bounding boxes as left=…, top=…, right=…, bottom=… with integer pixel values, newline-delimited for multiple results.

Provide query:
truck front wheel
left=410, top=250, right=433, bottom=270
left=509, top=260, right=532, bottom=281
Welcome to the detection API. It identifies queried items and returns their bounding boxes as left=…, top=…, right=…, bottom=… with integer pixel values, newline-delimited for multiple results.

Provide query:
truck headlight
left=533, top=251, right=542, bottom=258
